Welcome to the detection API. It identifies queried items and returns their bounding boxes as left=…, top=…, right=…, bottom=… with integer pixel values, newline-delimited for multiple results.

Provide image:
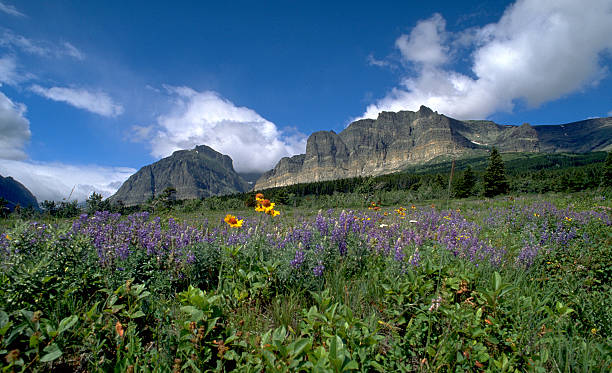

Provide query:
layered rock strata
left=255, top=106, right=612, bottom=189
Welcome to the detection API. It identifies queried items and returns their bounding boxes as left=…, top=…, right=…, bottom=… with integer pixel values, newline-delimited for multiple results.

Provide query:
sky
left=1, top=0, right=611, bottom=202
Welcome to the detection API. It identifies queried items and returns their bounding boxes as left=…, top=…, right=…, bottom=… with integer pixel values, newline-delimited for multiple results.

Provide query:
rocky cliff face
left=0, top=174, right=39, bottom=210
left=255, top=106, right=612, bottom=190
left=110, top=145, right=250, bottom=206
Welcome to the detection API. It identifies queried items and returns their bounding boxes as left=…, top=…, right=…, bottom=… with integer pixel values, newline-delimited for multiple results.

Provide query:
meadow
left=1, top=190, right=611, bottom=372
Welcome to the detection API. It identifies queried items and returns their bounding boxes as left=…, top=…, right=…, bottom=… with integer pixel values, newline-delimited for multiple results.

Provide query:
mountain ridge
left=254, top=106, right=611, bottom=189
left=109, top=145, right=250, bottom=206
left=0, top=174, right=39, bottom=211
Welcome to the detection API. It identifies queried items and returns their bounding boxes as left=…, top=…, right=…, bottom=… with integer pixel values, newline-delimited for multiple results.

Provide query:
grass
left=0, top=190, right=611, bottom=372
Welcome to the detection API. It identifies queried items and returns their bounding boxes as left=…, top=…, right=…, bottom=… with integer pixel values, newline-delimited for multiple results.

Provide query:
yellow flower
left=591, top=328, right=597, bottom=335
left=255, top=193, right=264, bottom=202
left=224, top=214, right=244, bottom=228
left=4, top=234, right=10, bottom=241
left=266, top=209, right=280, bottom=217
left=256, top=199, right=275, bottom=213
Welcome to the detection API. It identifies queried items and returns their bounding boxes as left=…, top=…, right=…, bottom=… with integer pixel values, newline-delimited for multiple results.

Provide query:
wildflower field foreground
left=1, top=192, right=611, bottom=372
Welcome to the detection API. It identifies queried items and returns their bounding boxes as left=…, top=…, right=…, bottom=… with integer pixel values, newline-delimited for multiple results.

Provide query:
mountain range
left=254, top=106, right=611, bottom=189
left=110, top=106, right=611, bottom=205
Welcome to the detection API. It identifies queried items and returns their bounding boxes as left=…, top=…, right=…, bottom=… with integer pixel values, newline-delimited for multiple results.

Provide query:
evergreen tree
left=455, top=166, right=476, bottom=198
left=86, top=192, right=111, bottom=214
left=0, top=197, right=9, bottom=218
left=483, top=147, right=509, bottom=197
left=158, top=187, right=177, bottom=210
left=603, top=151, right=612, bottom=187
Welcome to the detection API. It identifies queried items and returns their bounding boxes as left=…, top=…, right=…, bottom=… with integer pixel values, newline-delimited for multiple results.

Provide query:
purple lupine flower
left=313, top=261, right=325, bottom=277
left=516, top=244, right=540, bottom=267
left=290, top=249, right=305, bottom=269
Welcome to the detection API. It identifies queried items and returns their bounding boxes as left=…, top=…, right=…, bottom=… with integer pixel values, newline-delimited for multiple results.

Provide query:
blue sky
left=1, top=0, right=611, bottom=201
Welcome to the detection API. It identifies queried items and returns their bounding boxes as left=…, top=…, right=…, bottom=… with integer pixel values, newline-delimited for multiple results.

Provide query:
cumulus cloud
left=0, top=160, right=136, bottom=202
left=364, top=0, right=612, bottom=119
left=30, top=85, right=124, bottom=117
left=144, top=86, right=306, bottom=173
left=0, top=1, right=25, bottom=17
left=395, top=13, right=448, bottom=66
left=0, top=91, right=30, bottom=160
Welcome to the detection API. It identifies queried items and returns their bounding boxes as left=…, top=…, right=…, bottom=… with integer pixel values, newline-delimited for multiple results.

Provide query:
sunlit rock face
left=255, top=106, right=612, bottom=190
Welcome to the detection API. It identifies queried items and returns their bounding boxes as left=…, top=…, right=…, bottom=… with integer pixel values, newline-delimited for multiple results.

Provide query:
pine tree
left=603, top=151, right=612, bottom=187
left=455, top=166, right=476, bottom=198
left=483, top=147, right=509, bottom=197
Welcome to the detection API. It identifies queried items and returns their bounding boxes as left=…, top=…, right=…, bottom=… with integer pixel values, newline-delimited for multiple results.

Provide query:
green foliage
left=40, top=200, right=80, bottom=218
left=483, top=147, right=509, bottom=197
left=86, top=192, right=111, bottom=214
left=454, top=165, right=477, bottom=198
left=1, top=193, right=611, bottom=371
left=602, top=151, right=612, bottom=187
left=0, top=198, right=9, bottom=218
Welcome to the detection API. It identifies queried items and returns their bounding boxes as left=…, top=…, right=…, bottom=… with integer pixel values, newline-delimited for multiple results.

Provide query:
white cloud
left=365, top=0, right=612, bottom=119
left=0, top=160, right=136, bottom=202
left=0, top=29, right=46, bottom=56
left=62, top=42, right=85, bottom=60
left=367, top=54, right=391, bottom=68
left=0, top=29, right=84, bottom=60
left=30, top=85, right=124, bottom=117
left=395, top=13, right=448, bottom=66
left=0, top=90, right=30, bottom=160
left=0, top=55, right=22, bottom=85
left=129, top=125, right=154, bottom=142
left=0, top=1, right=24, bottom=17
left=147, top=87, right=307, bottom=173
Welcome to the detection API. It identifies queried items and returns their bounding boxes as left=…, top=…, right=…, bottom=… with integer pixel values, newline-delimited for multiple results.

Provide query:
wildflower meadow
left=1, top=191, right=611, bottom=371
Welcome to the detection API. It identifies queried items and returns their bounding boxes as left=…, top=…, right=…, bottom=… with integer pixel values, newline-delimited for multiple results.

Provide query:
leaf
left=343, top=360, right=359, bottom=371
left=180, top=306, right=204, bottom=322
left=492, top=272, right=502, bottom=292
left=291, top=338, right=311, bottom=357
left=40, top=343, right=62, bottom=362
left=130, top=310, right=145, bottom=319
left=58, top=315, right=78, bottom=334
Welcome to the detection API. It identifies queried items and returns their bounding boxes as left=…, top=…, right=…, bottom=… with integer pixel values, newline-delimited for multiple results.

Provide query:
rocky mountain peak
left=110, top=145, right=249, bottom=206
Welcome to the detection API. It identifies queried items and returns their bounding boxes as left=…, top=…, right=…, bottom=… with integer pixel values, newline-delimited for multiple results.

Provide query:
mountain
left=0, top=174, right=39, bottom=211
left=255, top=106, right=612, bottom=190
left=110, top=145, right=250, bottom=206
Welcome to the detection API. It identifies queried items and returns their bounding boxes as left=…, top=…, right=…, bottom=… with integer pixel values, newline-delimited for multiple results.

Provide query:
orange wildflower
left=115, top=320, right=124, bottom=338
left=255, top=193, right=264, bottom=201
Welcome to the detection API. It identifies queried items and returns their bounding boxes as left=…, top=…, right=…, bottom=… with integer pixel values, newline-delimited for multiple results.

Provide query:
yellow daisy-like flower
left=255, top=193, right=264, bottom=202
left=266, top=209, right=280, bottom=216
left=224, top=214, right=244, bottom=228
left=261, top=199, right=275, bottom=212
left=4, top=234, right=10, bottom=241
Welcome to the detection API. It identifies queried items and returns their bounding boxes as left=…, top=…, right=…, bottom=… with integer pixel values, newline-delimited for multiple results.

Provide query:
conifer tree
left=483, top=147, right=509, bottom=197
left=455, top=165, right=476, bottom=198
left=603, top=151, right=612, bottom=187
